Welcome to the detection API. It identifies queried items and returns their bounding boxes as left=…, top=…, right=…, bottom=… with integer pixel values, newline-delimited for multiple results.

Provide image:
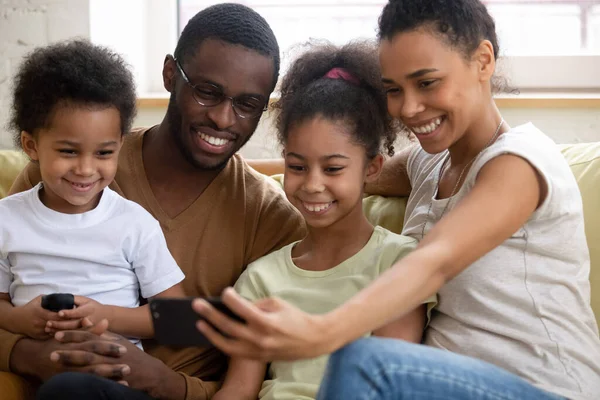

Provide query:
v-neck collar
left=128, top=127, right=231, bottom=232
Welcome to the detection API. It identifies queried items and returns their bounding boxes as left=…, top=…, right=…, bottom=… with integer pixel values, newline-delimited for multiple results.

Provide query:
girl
left=194, top=1, right=600, bottom=399
left=0, top=40, right=185, bottom=345
left=211, top=41, right=436, bottom=400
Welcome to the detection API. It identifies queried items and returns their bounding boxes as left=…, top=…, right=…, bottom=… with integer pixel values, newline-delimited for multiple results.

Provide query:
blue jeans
left=317, top=338, right=566, bottom=400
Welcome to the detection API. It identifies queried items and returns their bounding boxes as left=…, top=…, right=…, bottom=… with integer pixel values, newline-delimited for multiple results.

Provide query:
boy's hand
left=46, top=296, right=113, bottom=332
left=14, top=295, right=60, bottom=339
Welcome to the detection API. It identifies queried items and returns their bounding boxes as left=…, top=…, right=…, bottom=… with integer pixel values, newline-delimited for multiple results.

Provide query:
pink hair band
left=323, top=67, right=360, bottom=85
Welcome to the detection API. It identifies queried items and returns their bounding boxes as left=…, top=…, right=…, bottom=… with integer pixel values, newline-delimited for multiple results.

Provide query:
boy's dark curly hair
left=379, top=0, right=511, bottom=93
left=175, top=3, right=280, bottom=90
left=273, top=40, right=397, bottom=158
left=10, top=39, right=137, bottom=148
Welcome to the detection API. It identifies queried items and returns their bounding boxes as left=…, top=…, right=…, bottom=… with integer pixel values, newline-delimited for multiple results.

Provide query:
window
left=89, top=0, right=600, bottom=95
left=483, top=0, right=600, bottom=91
left=178, top=0, right=600, bottom=91
left=485, top=0, right=599, bottom=56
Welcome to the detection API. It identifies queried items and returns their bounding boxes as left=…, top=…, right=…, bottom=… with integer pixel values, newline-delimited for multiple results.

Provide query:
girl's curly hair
left=272, top=40, right=398, bottom=158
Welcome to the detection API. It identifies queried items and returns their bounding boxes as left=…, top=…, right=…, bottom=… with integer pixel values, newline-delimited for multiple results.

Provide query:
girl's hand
left=47, top=296, right=113, bottom=332
left=192, top=288, right=339, bottom=361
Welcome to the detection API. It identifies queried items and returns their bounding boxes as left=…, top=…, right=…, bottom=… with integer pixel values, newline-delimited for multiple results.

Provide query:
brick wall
left=0, top=0, right=89, bottom=149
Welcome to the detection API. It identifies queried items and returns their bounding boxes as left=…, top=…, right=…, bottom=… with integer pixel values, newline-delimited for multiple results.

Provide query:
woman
left=194, top=1, right=600, bottom=398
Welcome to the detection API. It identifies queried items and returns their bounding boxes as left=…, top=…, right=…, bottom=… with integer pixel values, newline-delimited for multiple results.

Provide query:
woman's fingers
left=196, top=320, right=268, bottom=360
left=253, top=296, right=283, bottom=312
left=192, top=296, right=265, bottom=345
left=222, top=288, right=281, bottom=327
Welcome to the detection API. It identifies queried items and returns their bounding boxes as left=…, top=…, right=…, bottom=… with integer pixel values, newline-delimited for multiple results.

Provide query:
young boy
left=0, top=40, right=185, bottom=346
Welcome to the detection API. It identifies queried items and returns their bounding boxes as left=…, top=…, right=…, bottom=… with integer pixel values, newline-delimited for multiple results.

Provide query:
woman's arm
left=372, top=304, right=426, bottom=343
left=212, top=358, right=266, bottom=400
left=364, top=145, right=414, bottom=197
left=193, top=153, right=544, bottom=360
left=326, top=154, right=544, bottom=343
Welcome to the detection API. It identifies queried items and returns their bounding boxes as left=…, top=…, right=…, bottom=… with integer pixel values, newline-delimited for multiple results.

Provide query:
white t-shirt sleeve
left=406, top=145, right=423, bottom=187
left=0, top=206, right=12, bottom=294
left=468, top=123, right=567, bottom=219
left=131, top=224, right=185, bottom=299
left=0, top=252, right=11, bottom=294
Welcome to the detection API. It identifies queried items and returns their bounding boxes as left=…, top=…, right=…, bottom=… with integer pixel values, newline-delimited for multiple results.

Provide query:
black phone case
left=150, top=297, right=243, bottom=347
left=41, top=293, right=75, bottom=312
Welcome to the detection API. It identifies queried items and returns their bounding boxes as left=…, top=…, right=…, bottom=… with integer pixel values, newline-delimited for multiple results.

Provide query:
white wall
left=0, top=0, right=90, bottom=149
left=1, top=0, right=599, bottom=157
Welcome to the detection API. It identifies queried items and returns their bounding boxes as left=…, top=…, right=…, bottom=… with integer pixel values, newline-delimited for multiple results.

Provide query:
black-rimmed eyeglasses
left=174, top=58, right=268, bottom=120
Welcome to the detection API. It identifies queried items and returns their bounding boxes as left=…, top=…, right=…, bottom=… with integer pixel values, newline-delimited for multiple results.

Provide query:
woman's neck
left=447, top=100, right=507, bottom=167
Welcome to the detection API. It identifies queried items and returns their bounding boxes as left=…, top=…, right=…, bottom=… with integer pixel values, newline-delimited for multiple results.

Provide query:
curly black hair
left=10, top=39, right=137, bottom=148
left=174, top=3, right=280, bottom=90
left=379, top=0, right=511, bottom=93
left=272, top=41, right=397, bottom=158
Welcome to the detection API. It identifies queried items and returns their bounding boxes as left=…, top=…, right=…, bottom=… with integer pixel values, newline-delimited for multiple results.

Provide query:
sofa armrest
left=0, top=372, right=36, bottom=400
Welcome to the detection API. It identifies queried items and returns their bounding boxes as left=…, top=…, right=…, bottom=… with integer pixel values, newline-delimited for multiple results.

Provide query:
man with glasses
left=3, top=4, right=305, bottom=400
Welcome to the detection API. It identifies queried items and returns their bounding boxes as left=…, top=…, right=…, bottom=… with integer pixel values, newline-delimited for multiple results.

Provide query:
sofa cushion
left=0, top=150, right=28, bottom=199
left=559, top=143, right=600, bottom=329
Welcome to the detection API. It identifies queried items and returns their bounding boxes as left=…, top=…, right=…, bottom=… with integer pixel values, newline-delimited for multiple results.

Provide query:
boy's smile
left=21, top=104, right=123, bottom=214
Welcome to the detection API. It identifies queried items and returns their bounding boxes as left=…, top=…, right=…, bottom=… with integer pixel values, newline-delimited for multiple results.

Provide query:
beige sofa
left=0, top=144, right=599, bottom=399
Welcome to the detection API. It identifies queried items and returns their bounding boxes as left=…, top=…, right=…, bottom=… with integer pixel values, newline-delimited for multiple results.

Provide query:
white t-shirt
left=403, top=123, right=600, bottom=400
left=0, top=184, right=184, bottom=311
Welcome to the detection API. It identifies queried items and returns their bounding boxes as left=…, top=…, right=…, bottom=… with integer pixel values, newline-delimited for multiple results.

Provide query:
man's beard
left=165, top=94, right=241, bottom=172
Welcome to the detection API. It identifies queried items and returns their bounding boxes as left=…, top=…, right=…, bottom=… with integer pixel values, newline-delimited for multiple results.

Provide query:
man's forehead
left=184, top=38, right=275, bottom=96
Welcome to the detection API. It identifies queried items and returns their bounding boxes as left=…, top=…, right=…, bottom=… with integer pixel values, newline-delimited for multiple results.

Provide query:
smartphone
left=41, top=293, right=75, bottom=312
left=150, top=297, right=244, bottom=347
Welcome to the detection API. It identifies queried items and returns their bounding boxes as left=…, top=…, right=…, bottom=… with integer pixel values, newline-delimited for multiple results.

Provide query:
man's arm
left=212, top=358, right=266, bottom=400
left=372, top=305, right=426, bottom=342
left=8, top=320, right=128, bottom=381
left=246, top=158, right=285, bottom=177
